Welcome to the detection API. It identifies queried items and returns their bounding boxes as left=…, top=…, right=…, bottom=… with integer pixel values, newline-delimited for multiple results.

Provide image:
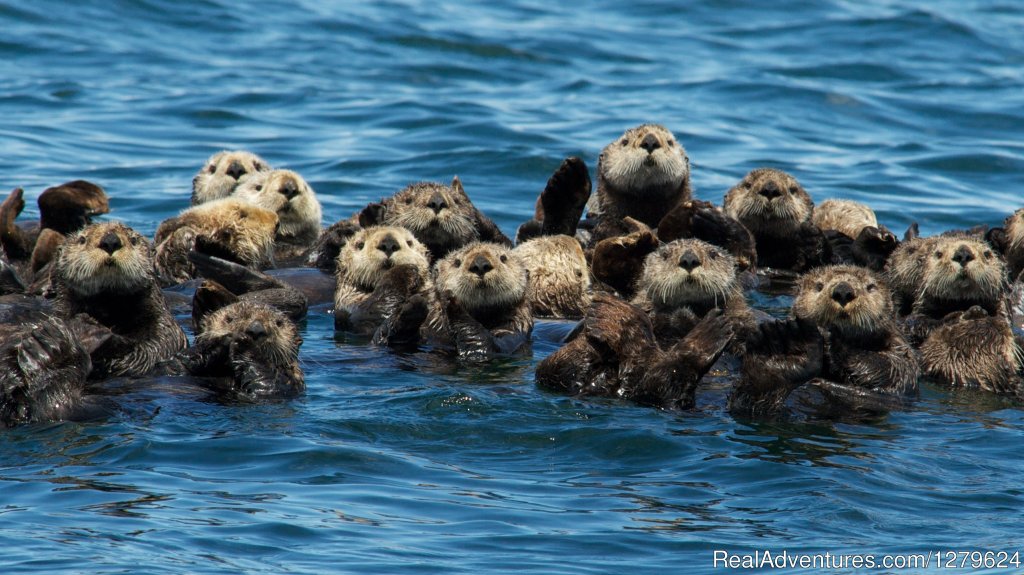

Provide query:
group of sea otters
left=2, top=123, right=1023, bottom=427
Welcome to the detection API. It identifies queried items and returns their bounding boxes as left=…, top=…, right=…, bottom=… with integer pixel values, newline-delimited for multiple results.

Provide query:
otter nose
left=468, top=255, right=493, bottom=277
left=245, top=320, right=267, bottom=340
left=427, top=192, right=448, bottom=214
left=952, top=245, right=974, bottom=266
left=678, top=249, right=702, bottom=271
left=639, top=133, right=661, bottom=154
left=226, top=161, right=246, bottom=180
left=280, top=180, right=299, bottom=200
left=377, top=235, right=400, bottom=257
left=758, top=181, right=781, bottom=200
left=831, top=282, right=856, bottom=307
left=98, top=231, right=122, bottom=255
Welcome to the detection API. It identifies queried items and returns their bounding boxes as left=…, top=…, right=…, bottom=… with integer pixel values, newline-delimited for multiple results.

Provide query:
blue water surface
left=2, top=1, right=1024, bottom=573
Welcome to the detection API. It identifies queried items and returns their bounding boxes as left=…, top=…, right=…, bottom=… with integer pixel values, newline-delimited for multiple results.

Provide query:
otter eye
left=207, top=165, right=216, bottom=174
left=130, top=235, right=140, bottom=246
left=253, top=162, right=263, bottom=171
left=404, top=198, right=412, bottom=205
left=275, top=319, right=283, bottom=327
left=934, top=251, right=942, bottom=259
left=225, top=316, right=234, bottom=323
left=814, top=282, right=824, bottom=291
left=788, top=187, right=799, bottom=195
left=454, top=258, right=462, bottom=267
left=355, top=241, right=365, bottom=250
left=255, top=184, right=263, bottom=191
left=500, top=254, right=508, bottom=263
left=708, top=251, right=718, bottom=260
left=984, top=250, right=992, bottom=258
left=239, top=211, right=248, bottom=219
left=866, top=283, right=877, bottom=292
left=620, top=138, right=628, bottom=146
left=406, top=240, right=413, bottom=247
left=77, top=235, right=86, bottom=245
left=667, top=139, right=675, bottom=146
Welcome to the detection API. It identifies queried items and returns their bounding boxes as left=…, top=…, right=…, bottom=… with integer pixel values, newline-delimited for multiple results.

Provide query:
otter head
left=1005, top=208, right=1024, bottom=252
left=336, top=226, right=430, bottom=291
left=233, top=169, right=322, bottom=243
left=724, top=168, right=813, bottom=233
left=435, top=242, right=528, bottom=315
left=57, top=222, right=153, bottom=297
left=384, top=177, right=478, bottom=257
left=37, top=180, right=110, bottom=234
left=795, top=265, right=892, bottom=339
left=917, top=235, right=1006, bottom=311
left=191, top=150, right=270, bottom=205
left=599, top=124, right=689, bottom=195
left=812, top=199, right=878, bottom=239
left=636, top=239, right=737, bottom=311
left=198, top=301, right=301, bottom=368
left=157, top=198, right=279, bottom=270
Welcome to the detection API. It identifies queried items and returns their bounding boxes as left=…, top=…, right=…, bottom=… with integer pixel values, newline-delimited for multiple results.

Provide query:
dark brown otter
left=586, top=124, right=691, bottom=244
left=793, top=265, right=919, bottom=398
left=0, top=315, right=112, bottom=427
left=52, top=222, right=188, bottom=378
left=515, top=156, right=592, bottom=243
left=166, top=301, right=304, bottom=400
left=363, top=177, right=511, bottom=261
left=535, top=293, right=732, bottom=409
left=723, top=168, right=830, bottom=272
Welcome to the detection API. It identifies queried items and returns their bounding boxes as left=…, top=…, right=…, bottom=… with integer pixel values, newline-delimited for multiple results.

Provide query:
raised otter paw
left=539, top=156, right=591, bottom=237
left=358, top=202, right=387, bottom=228
left=852, top=225, right=899, bottom=271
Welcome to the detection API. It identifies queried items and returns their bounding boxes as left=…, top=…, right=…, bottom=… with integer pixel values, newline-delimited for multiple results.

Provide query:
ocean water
left=2, top=1, right=1024, bottom=573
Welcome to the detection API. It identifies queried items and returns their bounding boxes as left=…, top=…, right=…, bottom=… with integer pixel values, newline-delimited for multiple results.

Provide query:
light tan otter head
left=156, top=198, right=279, bottom=269
left=435, top=242, right=528, bottom=315
left=724, top=168, right=813, bottom=233
left=191, top=150, right=270, bottom=205
left=599, top=124, right=689, bottom=195
left=917, top=235, right=1006, bottom=309
left=384, top=177, right=478, bottom=257
left=56, top=222, right=153, bottom=296
left=233, top=169, right=322, bottom=244
left=794, top=265, right=892, bottom=339
left=1005, top=208, right=1024, bottom=252
left=812, top=199, right=878, bottom=239
left=198, top=300, right=301, bottom=367
left=635, top=238, right=737, bottom=310
left=336, top=226, right=430, bottom=291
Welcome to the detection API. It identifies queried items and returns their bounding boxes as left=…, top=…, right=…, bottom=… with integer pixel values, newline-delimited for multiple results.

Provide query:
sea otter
left=153, top=198, right=278, bottom=286
left=514, top=156, right=592, bottom=244
left=333, top=226, right=432, bottom=345
left=793, top=265, right=919, bottom=399
left=987, top=207, right=1024, bottom=282
left=723, top=168, right=831, bottom=273
left=429, top=241, right=533, bottom=359
left=191, top=150, right=270, bottom=205
left=813, top=199, right=898, bottom=271
left=535, top=293, right=733, bottom=409
left=160, top=301, right=304, bottom=401
left=585, top=124, right=690, bottom=242
left=364, top=177, right=511, bottom=261
left=513, top=235, right=591, bottom=318
left=232, top=169, right=323, bottom=264
left=52, top=222, right=188, bottom=378
left=632, top=238, right=756, bottom=348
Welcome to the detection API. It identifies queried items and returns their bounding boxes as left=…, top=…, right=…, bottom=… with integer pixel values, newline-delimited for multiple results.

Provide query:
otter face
left=192, top=150, right=270, bottom=205
left=435, top=242, right=528, bottom=314
left=795, top=265, right=891, bottom=338
left=385, top=178, right=477, bottom=253
left=337, top=226, right=430, bottom=291
left=637, top=239, right=736, bottom=310
left=600, top=124, right=689, bottom=194
left=198, top=301, right=300, bottom=368
left=233, top=169, right=322, bottom=242
left=724, top=168, right=813, bottom=232
left=57, top=222, right=153, bottom=296
left=918, top=236, right=1006, bottom=305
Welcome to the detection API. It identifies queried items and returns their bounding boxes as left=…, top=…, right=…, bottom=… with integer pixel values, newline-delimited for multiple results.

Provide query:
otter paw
left=0, top=187, right=25, bottom=233
left=539, top=156, right=591, bottom=236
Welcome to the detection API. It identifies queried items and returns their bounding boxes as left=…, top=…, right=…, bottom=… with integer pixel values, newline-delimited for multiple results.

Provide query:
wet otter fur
left=232, top=169, right=322, bottom=264
left=814, top=199, right=898, bottom=271
left=53, top=222, right=188, bottom=378
left=535, top=293, right=732, bottom=409
left=513, top=235, right=591, bottom=318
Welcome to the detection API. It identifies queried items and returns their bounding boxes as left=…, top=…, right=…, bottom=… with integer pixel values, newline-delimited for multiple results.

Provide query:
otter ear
left=451, top=176, right=465, bottom=197
left=903, top=222, right=919, bottom=242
